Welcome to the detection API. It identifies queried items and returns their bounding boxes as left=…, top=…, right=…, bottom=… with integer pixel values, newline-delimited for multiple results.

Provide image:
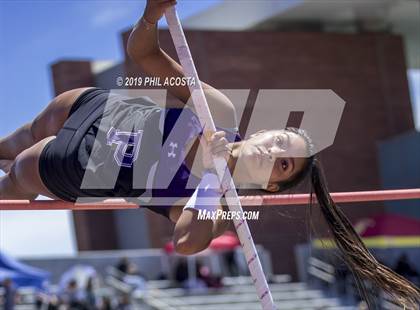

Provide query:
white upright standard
left=165, top=6, right=276, bottom=310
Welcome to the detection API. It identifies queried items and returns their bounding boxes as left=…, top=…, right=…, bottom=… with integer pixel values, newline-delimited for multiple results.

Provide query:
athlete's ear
left=264, top=182, right=280, bottom=193
left=249, top=129, right=267, bottom=139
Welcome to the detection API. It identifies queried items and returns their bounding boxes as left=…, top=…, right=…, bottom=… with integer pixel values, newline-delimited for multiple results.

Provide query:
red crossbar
left=0, top=199, right=138, bottom=210
left=0, top=188, right=419, bottom=210
left=240, top=188, right=420, bottom=206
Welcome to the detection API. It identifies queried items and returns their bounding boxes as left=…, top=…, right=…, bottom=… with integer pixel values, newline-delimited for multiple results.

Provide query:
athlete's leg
left=0, top=137, right=58, bottom=200
left=0, top=87, right=93, bottom=160
left=0, top=160, right=13, bottom=174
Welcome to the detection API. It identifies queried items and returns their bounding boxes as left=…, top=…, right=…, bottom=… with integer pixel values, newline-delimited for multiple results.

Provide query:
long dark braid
left=278, top=127, right=420, bottom=308
left=310, top=159, right=420, bottom=308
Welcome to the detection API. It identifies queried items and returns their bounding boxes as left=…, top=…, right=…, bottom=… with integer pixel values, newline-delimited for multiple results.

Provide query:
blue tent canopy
left=0, top=252, right=49, bottom=289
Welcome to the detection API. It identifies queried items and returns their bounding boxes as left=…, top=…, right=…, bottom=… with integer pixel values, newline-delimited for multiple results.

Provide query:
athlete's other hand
left=202, top=131, right=231, bottom=170
left=144, top=0, right=177, bottom=24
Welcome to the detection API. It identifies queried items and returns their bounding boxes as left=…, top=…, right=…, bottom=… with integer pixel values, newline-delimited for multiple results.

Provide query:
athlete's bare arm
left=128, top=1, right=234, bottom=255
left=127, top=0, right=237, bottom=129
left=168, top=130, right=232, bottom=254
left=169, top=205, right=230, bottom=255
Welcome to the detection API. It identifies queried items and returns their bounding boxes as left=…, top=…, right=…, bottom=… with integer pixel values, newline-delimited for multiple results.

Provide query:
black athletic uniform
left=39, top=88, right=240, bottom=218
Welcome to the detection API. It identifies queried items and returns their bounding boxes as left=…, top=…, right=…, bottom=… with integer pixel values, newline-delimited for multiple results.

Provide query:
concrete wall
left=378, top=130, right=420, bottom=218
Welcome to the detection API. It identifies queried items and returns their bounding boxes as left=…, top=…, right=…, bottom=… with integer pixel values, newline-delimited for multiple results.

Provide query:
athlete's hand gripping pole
left=164, top=7, right=276, bottom=310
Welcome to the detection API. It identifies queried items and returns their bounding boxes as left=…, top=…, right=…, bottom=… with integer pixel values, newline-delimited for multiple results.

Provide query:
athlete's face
left=238, top=130, right=308, bottom=189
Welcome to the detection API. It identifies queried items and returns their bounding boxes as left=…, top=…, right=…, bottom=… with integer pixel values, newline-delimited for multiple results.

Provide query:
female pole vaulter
left=0, top=1, right=419, bottom=307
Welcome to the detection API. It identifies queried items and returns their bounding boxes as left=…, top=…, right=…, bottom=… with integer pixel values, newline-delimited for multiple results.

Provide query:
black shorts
left=38, top=88, right=171, bottom=219
left=39, top=88, right=112, bottom=202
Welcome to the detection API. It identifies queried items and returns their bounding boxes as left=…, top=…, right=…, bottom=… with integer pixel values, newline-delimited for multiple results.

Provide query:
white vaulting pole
left=165, top=7, right=276, bottom=310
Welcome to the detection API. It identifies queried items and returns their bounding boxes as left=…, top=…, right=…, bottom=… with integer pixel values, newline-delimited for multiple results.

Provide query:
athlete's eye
left=280, top=159, right=288, bottom=171
left=276, top=136, right=285, bottom=147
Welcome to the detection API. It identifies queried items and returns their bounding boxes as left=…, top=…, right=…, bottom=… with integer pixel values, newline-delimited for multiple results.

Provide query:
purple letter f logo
left=106, top=127, right=143, bottom=168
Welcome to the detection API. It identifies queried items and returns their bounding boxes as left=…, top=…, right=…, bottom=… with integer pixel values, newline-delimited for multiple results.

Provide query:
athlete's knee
left=8, top=160, right=20, bottom=185
left=5, top=163, right=38, bottom=200
left=9, top=150, right=41, bottom=199
left=11, top=150, right=29, bottom=176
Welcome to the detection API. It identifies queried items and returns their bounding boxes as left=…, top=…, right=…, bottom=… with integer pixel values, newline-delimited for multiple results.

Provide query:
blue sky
left=0, top=0, right=220, bottom=258
left=0, top=1, right=419, bottom=258
left=0, top=0, right=220, bottom=135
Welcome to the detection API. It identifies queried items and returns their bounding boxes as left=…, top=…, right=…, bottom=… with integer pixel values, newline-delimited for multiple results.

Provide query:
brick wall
left=51, top=61, right=95, bottom=95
